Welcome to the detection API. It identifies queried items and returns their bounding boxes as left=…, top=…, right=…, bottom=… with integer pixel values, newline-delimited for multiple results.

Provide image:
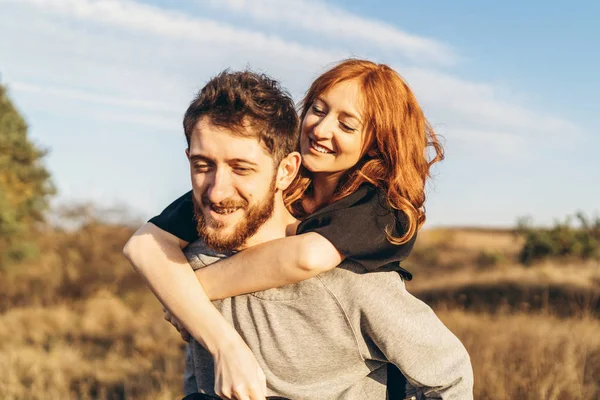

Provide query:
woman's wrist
left=206, top=331, right=247, bottom=358
left=195, top=267, right=218, bottom=299
left=196, top=317, right=243, bottom=356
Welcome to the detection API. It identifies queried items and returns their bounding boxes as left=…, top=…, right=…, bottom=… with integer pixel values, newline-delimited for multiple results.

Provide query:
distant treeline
left=518, top=213, right=600, bottom=265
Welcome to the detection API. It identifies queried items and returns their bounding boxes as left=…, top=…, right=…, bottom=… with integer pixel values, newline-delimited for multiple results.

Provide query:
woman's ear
left=276, top=152, right=302, bottom=191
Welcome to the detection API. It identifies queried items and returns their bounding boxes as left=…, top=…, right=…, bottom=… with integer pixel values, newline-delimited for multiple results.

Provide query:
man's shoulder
left=183, top=239, right=231, bottom=270
left=320, top=260, right=406, bottom=304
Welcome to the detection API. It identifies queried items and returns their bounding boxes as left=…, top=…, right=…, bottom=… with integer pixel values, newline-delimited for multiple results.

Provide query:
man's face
left=187, top=117, right=278, bottom=252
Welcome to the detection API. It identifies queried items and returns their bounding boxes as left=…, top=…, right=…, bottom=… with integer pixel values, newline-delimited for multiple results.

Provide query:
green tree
left=517, top=213, right=600, bottom=265
left=0, top=84, right=55, bottom=267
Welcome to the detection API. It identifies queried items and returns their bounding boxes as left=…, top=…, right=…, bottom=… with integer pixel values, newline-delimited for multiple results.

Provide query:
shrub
left=475, top=250, right=505, bottom=268
left=517, top=213, right=600, bottom=265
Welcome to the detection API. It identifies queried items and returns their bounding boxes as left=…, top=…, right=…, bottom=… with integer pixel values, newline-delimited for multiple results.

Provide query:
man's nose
left=205, top=169, right=235, bottom=205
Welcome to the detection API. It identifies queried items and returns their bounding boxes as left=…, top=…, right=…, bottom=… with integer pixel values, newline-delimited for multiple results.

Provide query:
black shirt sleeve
left=148, top=191, right=199, bottom=243
left=296, top=185, right=415, bottom=280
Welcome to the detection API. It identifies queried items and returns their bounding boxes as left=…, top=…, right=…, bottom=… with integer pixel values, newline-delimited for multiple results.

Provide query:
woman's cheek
left=302, top=114, right=320, bottom=132
left=339, top=135, right=363, bottom=166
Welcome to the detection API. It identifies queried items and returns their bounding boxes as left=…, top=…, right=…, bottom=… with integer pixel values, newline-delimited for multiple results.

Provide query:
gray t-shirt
left=183, top=240, right=473, bottom=400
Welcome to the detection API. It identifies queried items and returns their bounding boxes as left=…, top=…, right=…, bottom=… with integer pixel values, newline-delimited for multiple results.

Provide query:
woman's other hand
left=163, top=307, right=191, bottom=342
left=212, top=337, right=267, bottom=400
left=163, top=306, right=267, bottom=399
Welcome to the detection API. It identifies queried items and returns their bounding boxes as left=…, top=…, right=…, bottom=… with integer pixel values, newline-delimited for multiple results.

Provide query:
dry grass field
left=1, top=223, right=599, bottom=399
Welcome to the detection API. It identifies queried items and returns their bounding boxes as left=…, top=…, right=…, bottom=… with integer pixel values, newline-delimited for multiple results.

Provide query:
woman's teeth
left=311, top=140, right=332, bottom=154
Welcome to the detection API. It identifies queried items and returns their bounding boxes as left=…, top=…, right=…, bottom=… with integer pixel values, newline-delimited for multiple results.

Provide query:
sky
left=0, top=0, right=598, bottom=227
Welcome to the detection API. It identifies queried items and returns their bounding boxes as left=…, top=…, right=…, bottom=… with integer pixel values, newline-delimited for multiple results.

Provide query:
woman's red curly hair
left=284, top=59, right=444, bottom=244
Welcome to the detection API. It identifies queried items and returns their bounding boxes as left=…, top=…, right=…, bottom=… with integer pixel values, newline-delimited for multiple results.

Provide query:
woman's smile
left=309, top=139, right=335, bottom=154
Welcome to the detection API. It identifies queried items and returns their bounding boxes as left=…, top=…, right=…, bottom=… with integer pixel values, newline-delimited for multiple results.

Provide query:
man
left=155, top=70, right=473, bottom=399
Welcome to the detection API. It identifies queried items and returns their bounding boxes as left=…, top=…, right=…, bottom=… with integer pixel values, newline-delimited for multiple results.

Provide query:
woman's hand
left=125, top=223, right=267, bottom=398
left=212, top=337, right=267, bottom=400
left=163, top=307, right=190, bottom=342
left=163, top=307, right=267, bottom=399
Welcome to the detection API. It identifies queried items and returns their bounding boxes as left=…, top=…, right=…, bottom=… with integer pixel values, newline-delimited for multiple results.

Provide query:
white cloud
left=0, top=0, right=338, bottom=132
left=2, top=0, right=584, bottom=152
left=202, top=0, right=459, bottom=65
left=402, top=67, right=585, bottom=142
left=11, top=0, right=338, bottom=65
left=12, top=81, right=180, bottom=113
left=0, top=0, right=593, bottom=225
left=443, top=128, right=527, bottom=158
left=1, top=0, right=347, bottom=107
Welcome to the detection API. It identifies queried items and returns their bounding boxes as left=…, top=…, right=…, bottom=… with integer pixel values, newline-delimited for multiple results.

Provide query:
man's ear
left=276, top=152, right=302, bottom=191
left=185, top=148, right=191, bottom=160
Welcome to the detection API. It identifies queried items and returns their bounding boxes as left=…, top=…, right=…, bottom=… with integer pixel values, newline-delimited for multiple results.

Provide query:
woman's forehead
left=317, top=79, right=365, bottom=120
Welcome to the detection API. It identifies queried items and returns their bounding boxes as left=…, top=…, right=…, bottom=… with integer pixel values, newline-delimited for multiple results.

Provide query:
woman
left=124, top=59, right=444, bottom=398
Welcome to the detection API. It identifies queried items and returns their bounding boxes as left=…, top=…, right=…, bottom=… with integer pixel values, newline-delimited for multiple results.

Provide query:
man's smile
left=206, top=205, right=243, bottom=222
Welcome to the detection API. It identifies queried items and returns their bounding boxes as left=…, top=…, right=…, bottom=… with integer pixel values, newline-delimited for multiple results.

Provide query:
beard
left=193, top=177, right=277, bottom=253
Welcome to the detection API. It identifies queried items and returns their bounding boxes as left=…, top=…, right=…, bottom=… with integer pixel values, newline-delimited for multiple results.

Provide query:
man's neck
left=237, top=199, right=298, bottom=250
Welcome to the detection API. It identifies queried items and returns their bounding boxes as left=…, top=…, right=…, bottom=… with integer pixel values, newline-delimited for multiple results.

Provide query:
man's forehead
left=190, top=118, right=273, bottom=162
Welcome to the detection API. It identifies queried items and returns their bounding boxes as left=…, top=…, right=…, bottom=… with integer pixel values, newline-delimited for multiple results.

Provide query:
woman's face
left=300, top=79, right=367, bottom=176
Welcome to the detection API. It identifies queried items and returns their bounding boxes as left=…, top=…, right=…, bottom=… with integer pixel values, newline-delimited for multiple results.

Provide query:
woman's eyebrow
left=315, top=97, right=362, bottom=125
left=340, top=111, right=363, bottom=126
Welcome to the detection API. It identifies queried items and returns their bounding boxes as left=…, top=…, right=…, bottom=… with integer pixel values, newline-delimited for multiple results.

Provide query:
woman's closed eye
left=339, top=121, right=357, bottom=132
left=311, top=105, right=325, bottom=115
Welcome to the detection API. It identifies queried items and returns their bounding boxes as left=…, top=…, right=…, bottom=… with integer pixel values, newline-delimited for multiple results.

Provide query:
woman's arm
left=198, top=231, right=345, bottom=299
left=124, top=222, right=345, bottom=302
left=123, top=223, right=267, bottom=399
left=137, top=185, right=413, bottom=302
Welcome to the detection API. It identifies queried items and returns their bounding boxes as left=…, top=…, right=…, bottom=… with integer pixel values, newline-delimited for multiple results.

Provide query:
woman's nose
left=312, top=115, right=334, bottom=140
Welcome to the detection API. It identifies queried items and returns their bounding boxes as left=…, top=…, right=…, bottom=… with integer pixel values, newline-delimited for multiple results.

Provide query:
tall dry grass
left=1, top=222, right=599, bottom=399
left=405, top=227, right=524, bottom=271
left=0, top=292, right=185, bottom=400
left=439, top=310, right=600, bottom=400
left=0, top=220, right=187, bottom=399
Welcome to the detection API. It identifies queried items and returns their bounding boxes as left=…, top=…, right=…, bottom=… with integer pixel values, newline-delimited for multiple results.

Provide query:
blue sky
left=1, top=0, right=598, bottom=227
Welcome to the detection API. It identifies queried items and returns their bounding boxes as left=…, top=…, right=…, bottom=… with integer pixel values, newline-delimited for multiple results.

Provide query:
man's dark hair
left=183, top=70, right=299, bottom=163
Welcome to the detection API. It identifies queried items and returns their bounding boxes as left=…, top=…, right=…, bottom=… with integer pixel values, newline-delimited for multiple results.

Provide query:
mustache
left=200, top=194, right=248, bottom=210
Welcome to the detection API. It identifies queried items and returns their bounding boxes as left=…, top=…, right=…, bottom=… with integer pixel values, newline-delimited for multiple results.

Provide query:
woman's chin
left=301, top=155, right=325, bottom=173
